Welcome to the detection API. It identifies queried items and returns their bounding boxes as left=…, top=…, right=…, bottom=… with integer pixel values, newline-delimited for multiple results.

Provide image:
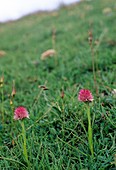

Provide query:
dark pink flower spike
left=78, top=89, right=94, bottom=102
left=14, top=106, right=29, bottom=120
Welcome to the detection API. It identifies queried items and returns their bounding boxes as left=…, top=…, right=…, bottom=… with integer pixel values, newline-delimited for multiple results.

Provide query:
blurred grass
left=0, top=0, right=116, bottom=169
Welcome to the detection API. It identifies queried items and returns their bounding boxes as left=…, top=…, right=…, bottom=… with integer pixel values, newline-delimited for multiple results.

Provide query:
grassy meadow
left=0, top=0, right=116, bottom=169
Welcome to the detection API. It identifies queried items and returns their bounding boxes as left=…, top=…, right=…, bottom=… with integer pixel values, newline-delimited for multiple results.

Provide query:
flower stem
left=21, top=121, right=30, bottom=167
left=86, top=105, right=94, bottom=157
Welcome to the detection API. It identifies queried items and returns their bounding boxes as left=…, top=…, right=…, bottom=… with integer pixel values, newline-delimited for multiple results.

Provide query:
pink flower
left=78, top=89, right=94, bottom=102
left=14, top=106, right=29, bottom=120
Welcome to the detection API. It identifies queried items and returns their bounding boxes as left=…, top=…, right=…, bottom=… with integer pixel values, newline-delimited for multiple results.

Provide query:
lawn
left=0, top=0, right=116, bottom=169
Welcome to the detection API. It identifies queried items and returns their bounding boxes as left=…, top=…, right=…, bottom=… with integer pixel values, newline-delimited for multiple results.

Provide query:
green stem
left=10, top=98, right=14, bottom=125
left=21, top=121, right=29, bottom=166
left=1, top=87, right=4, bottom=123
left=90, top=44, right=98, bottom=96
left=86, top=105, right=94, bottom=157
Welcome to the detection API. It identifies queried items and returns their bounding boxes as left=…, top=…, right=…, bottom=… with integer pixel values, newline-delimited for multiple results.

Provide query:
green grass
left=0, top=0, right=116, bottom=169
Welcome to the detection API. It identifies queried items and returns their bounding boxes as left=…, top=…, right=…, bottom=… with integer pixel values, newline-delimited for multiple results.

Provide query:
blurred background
left=0, top=0, right=80, bottom=22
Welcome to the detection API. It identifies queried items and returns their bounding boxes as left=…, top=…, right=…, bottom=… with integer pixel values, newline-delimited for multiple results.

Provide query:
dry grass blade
left=0, top=50, right=6, bottom=57
left=41, top=49, right=56, bottom=60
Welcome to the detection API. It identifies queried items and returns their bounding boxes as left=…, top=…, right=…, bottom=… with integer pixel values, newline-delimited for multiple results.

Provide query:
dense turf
left=0, top=0, right=116, bottom=169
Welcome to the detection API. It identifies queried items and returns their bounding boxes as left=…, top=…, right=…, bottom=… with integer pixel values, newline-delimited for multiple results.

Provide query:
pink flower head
left=14, top=106, right=29, bottom=120
left=78, top=89, right=94, bottom=102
